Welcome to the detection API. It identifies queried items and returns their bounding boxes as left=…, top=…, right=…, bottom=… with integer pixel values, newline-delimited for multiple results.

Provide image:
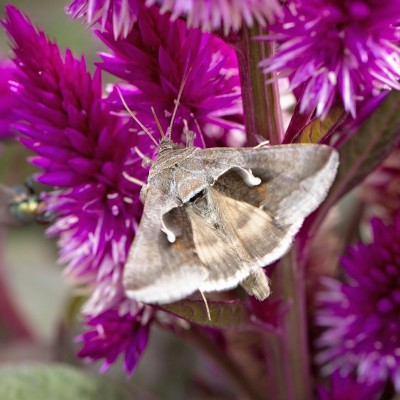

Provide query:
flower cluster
left=316, top=215, right=400, bottom=390
left=67, top=0, right=282, bottom=37
left=77, top=304, right=152, bottom=376
left=2, top=1, right=245, bottom=375
left=67, top=0, right=140, bottom=39
left=261, top=0, right=400, bottom=118
left=3, top=5, right=150, bottom=372
left=97, top=3, right=244, bottom=148
left=317, top=372, right=382, bottom=400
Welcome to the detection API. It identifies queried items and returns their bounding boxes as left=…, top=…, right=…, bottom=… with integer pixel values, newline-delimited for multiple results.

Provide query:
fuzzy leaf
left=0, top=363, right=136, bottom=400
left=161, top=299, right=251, bottom=328
left=305, top=90, right=400, bottom=237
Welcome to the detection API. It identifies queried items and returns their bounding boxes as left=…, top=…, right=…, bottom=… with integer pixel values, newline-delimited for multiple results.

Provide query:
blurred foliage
left=0, top=0, right=101, bottom=66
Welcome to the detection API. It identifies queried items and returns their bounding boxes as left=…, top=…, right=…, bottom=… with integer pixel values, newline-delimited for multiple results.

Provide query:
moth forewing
left=123, top=143, right=339, bottom=304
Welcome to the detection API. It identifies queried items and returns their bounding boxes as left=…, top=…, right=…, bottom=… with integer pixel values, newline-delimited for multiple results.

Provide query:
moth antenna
left=167, top=66, right=193, bottom=138
left=151, top=106, right=165, bottom=139
left=116, top=87, right=159, bottom=147
left=122, top=171, right=146, bottom=187
left=134, top=146, right=153, bottom=167
left=200, top=290, right=211, bottom=321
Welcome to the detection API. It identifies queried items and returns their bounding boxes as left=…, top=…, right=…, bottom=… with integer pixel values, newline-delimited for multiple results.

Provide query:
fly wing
left=123, top=185, right=209, bottom=304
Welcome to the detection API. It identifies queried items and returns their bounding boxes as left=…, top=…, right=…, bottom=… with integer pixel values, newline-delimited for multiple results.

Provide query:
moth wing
left=193, top=144, right=338, bottom=292
left=187, top=187, right=295, bottom=293
left=123, top=185, right=208, bottom=304
left=185, top=197, right=251, bottom=293
left=201, top=144, right=338, bottom=226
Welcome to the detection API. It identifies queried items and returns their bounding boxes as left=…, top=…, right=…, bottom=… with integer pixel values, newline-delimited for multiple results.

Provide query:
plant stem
left=234, top=23, right=283, bottom=146
left=265, top=250, right=312, bottom=400
left=234, top=22, right=311, bottom=399
left=166, top=321, right=265, bottom=400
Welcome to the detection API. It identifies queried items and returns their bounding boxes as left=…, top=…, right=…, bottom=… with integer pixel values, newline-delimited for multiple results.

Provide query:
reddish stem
left=234, top=24, right=284, bottom=146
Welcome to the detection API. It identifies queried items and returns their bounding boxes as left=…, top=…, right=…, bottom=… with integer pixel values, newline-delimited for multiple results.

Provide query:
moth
left=122, top=126, right=339, bottom=305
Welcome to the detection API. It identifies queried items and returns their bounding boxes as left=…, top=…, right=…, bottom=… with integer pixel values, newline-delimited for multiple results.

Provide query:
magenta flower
left=3, top=6, right=154, bottom=373
left=97, top=4, right=245, bottom=148
left=67, top=0, right=281, bottom=37
left=77, top=304, right=152, bottom=375
left=317, top=372, right=383, bottom=400
left=66, top=0, right=140, bottom=39
left=260, top=0, right=400, bottom=118
left=316, top=214, right=400, bottom=390
left=0, top=57, right=17, bottom=139
left=146, top=0, right=281, bottom=34
left=2, top=6, right=152, bottom=314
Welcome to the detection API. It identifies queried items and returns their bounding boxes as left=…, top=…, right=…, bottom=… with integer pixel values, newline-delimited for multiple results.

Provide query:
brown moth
left=122, top=128, right=339, bottom=304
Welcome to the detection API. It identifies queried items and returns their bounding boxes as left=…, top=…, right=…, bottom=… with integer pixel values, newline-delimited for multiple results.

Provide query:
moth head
left=158, top=137, right=180, bottom=154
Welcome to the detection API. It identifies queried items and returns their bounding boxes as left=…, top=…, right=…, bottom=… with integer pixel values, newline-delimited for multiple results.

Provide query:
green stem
left=234, top=23, right=284, bottom=146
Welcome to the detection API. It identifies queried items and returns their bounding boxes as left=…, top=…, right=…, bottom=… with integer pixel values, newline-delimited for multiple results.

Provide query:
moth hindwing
left=123, top=139, right=339, bottom=304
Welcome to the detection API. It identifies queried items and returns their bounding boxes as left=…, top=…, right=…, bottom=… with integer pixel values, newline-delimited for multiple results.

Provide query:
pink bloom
left=98, top=4, right=245, bottom=148
left=77, top=304, right=152, bottom=375
left=3, top=6, right=150, bottom=311
left=261, top=0, right=400, bottom=118
left=316, top=215, right=400, bottom=390
left=146, top=0, right=281, bottom=34
left=0, top=58, right=17, bottom=139
left=67, top=0, right=281, bottom=37
left=66, top=0, right=141, bottom=39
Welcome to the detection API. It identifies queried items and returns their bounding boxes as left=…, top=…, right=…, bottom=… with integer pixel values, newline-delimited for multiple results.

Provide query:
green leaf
left=307, top=90, right=400, bottom=236
left=161, top=299, right=251, bottom=328
left=0, top=363, right=135, bottom=400
left=296, top=107, right=347, bottom=144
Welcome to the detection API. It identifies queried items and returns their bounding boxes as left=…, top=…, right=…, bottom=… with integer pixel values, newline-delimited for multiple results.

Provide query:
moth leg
left=240, top=268, right=271, bottom=301
left=134, top=146, right=153, bottom=167
left=253, top=140, right=270, bottom=149
left=122, top=171, right=146, bottom=187
left=199, top=290, right=211, bottom=321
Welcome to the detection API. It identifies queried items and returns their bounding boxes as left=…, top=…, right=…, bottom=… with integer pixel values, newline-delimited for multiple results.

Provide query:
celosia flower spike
left=67, top=0, right=282, bottom=37
left=261, top=0, right=400, bottom=118
left=316, top=214, right=400, bottom=390
left=97, top=4, right=245, bottom=148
